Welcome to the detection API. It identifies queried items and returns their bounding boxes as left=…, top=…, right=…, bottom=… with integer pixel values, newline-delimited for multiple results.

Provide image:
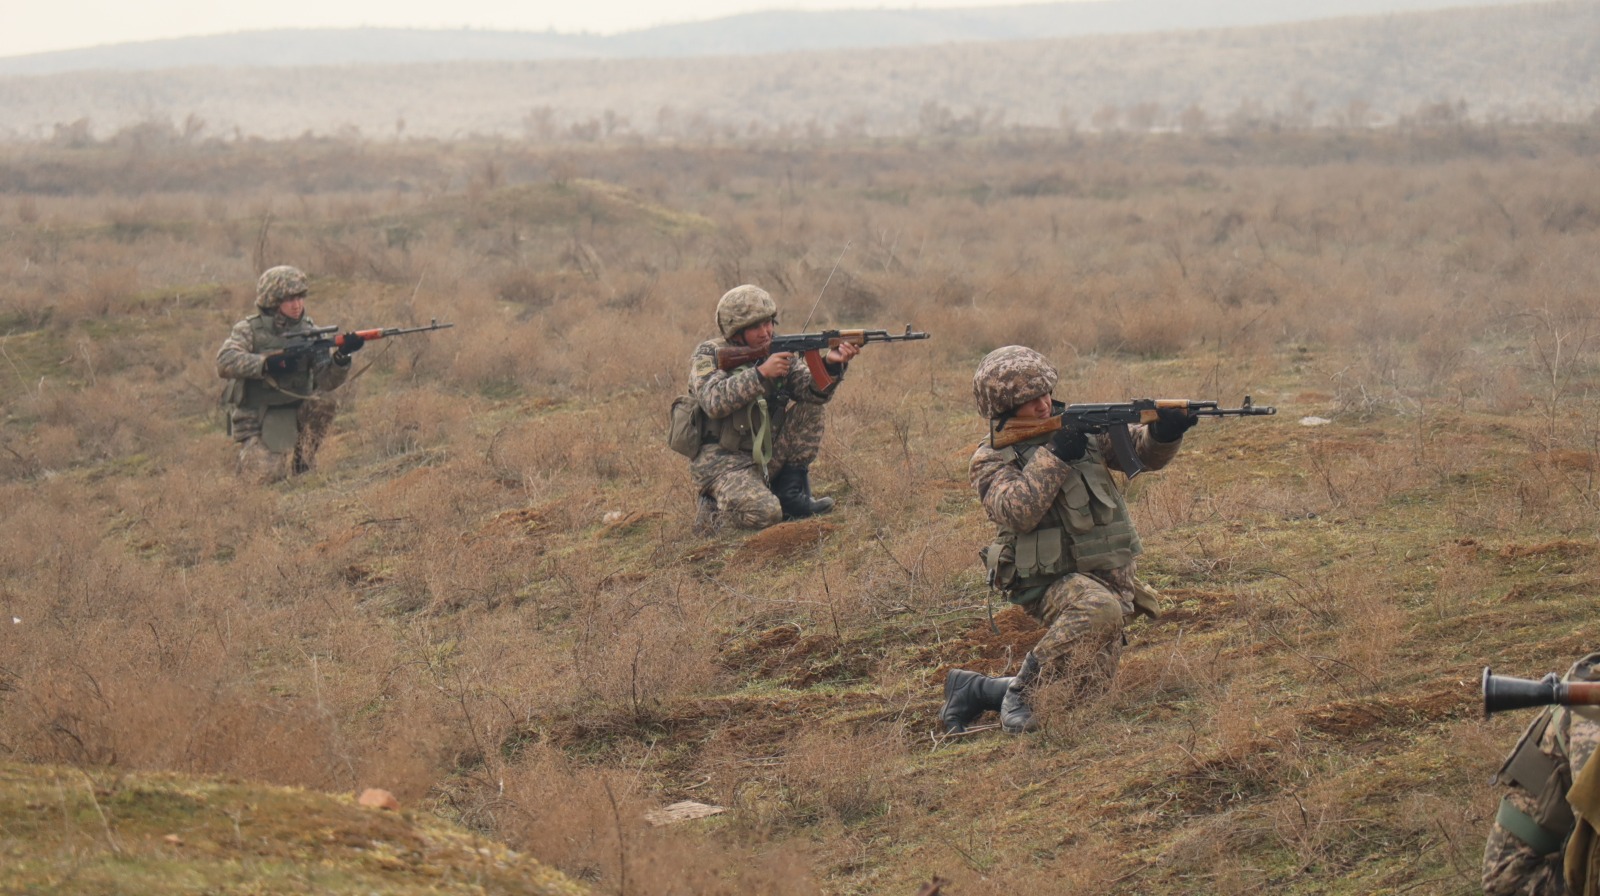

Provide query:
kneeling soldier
left=941, top=346, right=1194, bottom=734
left=686, top=285, right=859, bottom=533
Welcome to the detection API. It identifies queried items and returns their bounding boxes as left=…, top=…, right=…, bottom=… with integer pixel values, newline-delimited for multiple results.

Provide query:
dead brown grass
left=2, top=123, right=1599, bottom=894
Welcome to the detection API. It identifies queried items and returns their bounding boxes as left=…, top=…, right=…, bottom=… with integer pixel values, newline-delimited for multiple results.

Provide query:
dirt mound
left=932, top=606, right=1043, bottom=679
left=733, top=519, right=836, bottom=561
left=717, top=623, right=869, bottom=687
left=1297, top=680, right=1468, bottom=739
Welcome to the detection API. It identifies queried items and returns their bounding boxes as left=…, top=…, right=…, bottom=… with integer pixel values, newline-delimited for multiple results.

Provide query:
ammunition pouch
left=1493, top=706, right=1576, bottom=855
left=980, top=441, right=1142, bottom=603
left=220, top=379, right=244, bottom=434
left=981, top=530, right=1068, bottom=606
left=1056, top=456, right=1141, bottom=569
left=698, top=391, right=787, bottom=456
left=261, top=405, right=302, bottom=452
left=667, top=395, right=709, bottom=459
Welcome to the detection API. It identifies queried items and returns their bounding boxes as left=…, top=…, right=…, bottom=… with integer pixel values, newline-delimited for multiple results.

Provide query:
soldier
left=939, top=346, right=1195, bottom=734
left=686, top=284, right=860, bottom=533
left=217, top=265, right=364, bottom=483
left=1483, top=651, right=1600, bottom=895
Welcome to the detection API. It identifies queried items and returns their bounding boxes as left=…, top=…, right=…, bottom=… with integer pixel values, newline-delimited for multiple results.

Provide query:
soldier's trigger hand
left=1152, top=407, right=1198, bottom=441
left=1049, top=426, right=1087, bottom=463
left=263, top=353, right=300, bottom=377
left=757, top=352, right=792, bottom=379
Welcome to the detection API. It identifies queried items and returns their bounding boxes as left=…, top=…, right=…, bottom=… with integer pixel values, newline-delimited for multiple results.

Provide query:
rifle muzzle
left=1482, top=667, right=1562, bottom=716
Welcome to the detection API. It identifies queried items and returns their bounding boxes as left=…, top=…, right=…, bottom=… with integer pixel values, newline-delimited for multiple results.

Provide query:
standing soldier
left=939, top=346, right=1195, bottom=734
left=217, top=265, right=364, bottom=483
left=685, top=284, right=860, bottom=533
left=1483, top=651, right=1600, bottom=895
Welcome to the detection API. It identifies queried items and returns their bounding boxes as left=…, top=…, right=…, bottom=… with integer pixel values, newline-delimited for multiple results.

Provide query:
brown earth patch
left=732, top=519, right=836, bottom=561
left=1532, top=450, right=1598, bottom=472
left=929, top=606, right=1043, bottom=679
left=717, top=624, right=865, bottom=687
left=533, top=689, right=889, bottom=767
left=1497, top=539, right=1592, bottom=561
left=1296, top=680, right=1467, bottom=739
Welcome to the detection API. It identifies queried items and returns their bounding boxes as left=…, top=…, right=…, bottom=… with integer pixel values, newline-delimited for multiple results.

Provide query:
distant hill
left=0, top=0, right=1595, bottom=142
left=0, top=0, right=1559, bottom=75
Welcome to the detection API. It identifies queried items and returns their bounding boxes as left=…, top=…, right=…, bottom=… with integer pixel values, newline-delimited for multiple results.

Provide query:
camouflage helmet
left=716, top=285, right=778, bottom=339
left=973, top=346, right=1058, bottom=419
left=255, top=265, right=309, bottom=311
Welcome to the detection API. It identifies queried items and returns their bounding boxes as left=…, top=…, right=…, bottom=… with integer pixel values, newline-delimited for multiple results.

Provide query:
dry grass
left=2, top=123, right=1599, bottom=893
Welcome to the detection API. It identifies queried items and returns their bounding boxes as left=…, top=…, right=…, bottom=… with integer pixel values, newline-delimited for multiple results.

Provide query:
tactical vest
left=982, top=435, right=1142, bottom=603
left=698, top=368, right=789, bottom=457
left=231, top=314, right=319, bottom=410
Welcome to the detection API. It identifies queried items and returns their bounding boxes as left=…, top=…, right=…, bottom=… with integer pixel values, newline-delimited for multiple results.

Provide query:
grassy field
left=2, top=124, right=1599, bottom=894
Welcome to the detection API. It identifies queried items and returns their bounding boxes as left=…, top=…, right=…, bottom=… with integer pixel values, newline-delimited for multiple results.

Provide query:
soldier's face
left=1013, top=394, right=1054, bottom=420
left=736, top=318, right=775, bottom=348
left=278, top=296, right=306, bottom=320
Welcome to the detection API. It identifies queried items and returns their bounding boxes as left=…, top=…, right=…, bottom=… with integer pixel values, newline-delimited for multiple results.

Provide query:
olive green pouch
left=261, top=406, right=300, bottom=452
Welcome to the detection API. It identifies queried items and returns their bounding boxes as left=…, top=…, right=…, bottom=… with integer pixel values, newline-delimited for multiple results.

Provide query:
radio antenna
left=801, top=241, right=851, bottom=332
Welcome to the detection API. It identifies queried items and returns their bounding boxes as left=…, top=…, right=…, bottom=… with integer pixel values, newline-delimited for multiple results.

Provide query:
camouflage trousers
left=233, top=397, right=337, bottom=484
left=1020, top=568, right=1137, bottom=694
left=690, top=401, right=826, bottom=531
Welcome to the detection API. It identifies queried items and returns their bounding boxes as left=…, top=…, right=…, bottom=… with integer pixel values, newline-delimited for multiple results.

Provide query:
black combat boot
left=1000, top=652, right=1043, bottom=734
left=939, top=669, right=1014, bottom=734
left=770, top=464, right=835, bottom=520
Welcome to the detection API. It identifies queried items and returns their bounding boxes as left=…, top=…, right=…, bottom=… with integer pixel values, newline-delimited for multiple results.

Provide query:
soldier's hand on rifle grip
left=1152, top=408, right=1198, bottom=442
left=1049, top=426, right=1088, bottom=463
left=757, top=352, right=793, bottom=379
left=337, top=331, right=365, bottom=356
left=263, top=352, right=300, bottom=377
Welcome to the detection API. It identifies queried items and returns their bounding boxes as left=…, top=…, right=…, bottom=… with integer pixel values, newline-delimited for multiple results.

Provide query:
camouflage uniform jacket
left=217, top=312, right=349, bottom=431
left=970, top=424, right=1181, bottom=592
left=1484, top=653, right=1600, bottom=895
left=686, top=337, right=839, bottom=486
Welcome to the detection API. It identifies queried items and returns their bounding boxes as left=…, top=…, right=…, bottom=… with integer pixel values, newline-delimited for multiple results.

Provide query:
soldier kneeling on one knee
left=681, top=284, right=858, bottom=534
left=940, top=346, right=1195, bottom=735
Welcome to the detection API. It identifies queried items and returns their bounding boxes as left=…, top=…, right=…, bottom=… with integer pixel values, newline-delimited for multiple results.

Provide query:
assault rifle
left=715, top=325, right=930, bottom=390
left=989, top=397, right=1276, bottom=477
left=270, top=319, right=454, bottom=367
left=1483, top=667, right=1600, bottom=716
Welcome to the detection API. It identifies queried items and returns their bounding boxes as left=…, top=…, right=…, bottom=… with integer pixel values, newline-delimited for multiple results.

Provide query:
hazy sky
left=3, top=0, right=1068, bottom=58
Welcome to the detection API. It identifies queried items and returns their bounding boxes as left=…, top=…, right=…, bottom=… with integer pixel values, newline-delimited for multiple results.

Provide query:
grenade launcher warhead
left=1483, top=666, right=1600, bottom=716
